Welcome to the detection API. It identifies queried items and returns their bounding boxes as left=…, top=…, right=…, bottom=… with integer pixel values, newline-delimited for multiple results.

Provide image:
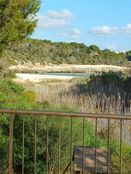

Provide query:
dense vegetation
left=0, top=79, right=94, bottom=173
left=30, top=71, right=130, bottom=115
left=0, top=76, right=131, bottom=174
left=0, top=1, right=130, bottom=173
left=0, top=2, right=130, bottom=171
left=1, top=38, right=131, bottom=66
left=0, top=0, right=40, bottom=53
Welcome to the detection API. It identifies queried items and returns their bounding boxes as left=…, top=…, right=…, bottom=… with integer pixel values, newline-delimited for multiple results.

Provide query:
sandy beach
left=12, top=64, right=130, bottom=83
left=9, top=64, right=129, bottom=73
left=15, top=73, right=76, bottom=83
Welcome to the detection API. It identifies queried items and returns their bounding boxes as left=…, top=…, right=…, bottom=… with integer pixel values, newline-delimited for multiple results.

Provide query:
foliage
left=0, top=0, right=40, bottom=53
left=90, top=71, right=128, bottom=85
left=0, top=78, right=131, bottom=173
left=0, top=84, right=95, bottom=173
left=0, top=79, right=36, bottom=109
left=1, top=38, right=130, bottom=66
left=89, top=71, right=131, bottom=93
left=0, top=78, right=37, bottom=173
left=111, top=143, right=131, bottom=174
left=126, top=50, right=131, bottom=61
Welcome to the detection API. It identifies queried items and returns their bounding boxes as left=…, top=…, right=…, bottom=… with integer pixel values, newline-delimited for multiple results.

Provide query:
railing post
left=58, top=117, right=61, bottom=174
left=46, top=116, right=49, bottom=174
left=82, top=117, right=85, bottom=174
left=120, top=118, right=123, bottom=174
left=9, top=113, right=14, bottom=174
left=95, top=118, right=98, bottom=174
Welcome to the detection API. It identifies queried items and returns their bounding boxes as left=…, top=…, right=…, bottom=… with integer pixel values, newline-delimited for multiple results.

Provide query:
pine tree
left=0, top=0, right=40, bottom=53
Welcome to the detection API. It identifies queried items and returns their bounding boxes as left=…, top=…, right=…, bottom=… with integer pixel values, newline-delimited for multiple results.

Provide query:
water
left=39, top=72, right=91, bottom=78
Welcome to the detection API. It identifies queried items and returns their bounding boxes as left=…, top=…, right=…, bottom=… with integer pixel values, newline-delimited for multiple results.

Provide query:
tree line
left=1, top=38, right=130, bottom=66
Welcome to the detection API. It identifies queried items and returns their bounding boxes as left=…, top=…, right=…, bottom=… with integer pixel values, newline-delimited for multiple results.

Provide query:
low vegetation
left=0, top=76, right=131, bottom=173
left=1, top=38, right=130, bottom=66
left=0, top=1, right=130, bottom=173
left=25, top=71, right=130, bottom=114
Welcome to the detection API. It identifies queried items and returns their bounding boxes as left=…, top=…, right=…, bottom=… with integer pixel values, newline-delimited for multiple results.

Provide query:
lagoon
left=15, top=72, right=90, bottom=83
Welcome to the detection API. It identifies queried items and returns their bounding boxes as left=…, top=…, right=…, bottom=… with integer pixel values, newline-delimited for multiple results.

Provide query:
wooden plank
left=73, top=147, right=111, bottom=173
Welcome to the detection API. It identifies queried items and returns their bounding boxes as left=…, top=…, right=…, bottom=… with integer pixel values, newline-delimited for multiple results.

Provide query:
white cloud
left=90, top=24, right=131, bottom=35
left=106, top=44, right=118, bottom=51
left=70, top=28, right=81, bottom=39
left=122, top=24, right=131, bottom=34
left=47, top=9, right=72, bottom=20
left=90, top=26, right=119, bottom=35
left=53, top=28, right=81, bottom=40
left=37, top=9, right=73, bottom=29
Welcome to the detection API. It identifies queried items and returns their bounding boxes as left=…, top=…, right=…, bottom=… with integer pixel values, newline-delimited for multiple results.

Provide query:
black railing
left=0, top=109, right=131, bottom=174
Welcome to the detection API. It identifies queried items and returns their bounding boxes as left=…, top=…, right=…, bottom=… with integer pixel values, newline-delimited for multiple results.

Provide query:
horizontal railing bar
left=0, top=109, right=130, bottom=120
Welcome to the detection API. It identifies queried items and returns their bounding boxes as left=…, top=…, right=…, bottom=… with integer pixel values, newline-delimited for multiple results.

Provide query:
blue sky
left=32, top=0, right=131, bottom=51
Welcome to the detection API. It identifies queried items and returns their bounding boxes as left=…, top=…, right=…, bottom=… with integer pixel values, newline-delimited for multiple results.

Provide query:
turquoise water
left=40, top=72, right=90, bottom=78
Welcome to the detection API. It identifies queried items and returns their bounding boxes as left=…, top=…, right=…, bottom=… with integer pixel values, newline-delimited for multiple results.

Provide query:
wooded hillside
left=2, top=38, right=130, bottom=66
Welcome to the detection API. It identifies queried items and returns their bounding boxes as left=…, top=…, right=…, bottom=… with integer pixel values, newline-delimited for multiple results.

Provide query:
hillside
left=2, top=38, right=130, bottom=66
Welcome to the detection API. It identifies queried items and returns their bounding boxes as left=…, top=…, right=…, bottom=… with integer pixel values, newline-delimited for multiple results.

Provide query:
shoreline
left=12, top=64, right=130, bottom=83
left=15, top=73, right=76, bottom=83
left=9, top=64, right=129, bottom=73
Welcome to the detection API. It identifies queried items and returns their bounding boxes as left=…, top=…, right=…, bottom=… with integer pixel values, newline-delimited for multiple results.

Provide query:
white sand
left=15, top=73, right=74, bottom=83
left=12, top=64, right=129, bottom=83
left=9, top=64, right=128, bottom=73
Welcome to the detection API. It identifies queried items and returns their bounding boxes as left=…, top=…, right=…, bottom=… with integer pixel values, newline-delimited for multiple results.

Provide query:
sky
left=31, top=0, right=131, bottom=51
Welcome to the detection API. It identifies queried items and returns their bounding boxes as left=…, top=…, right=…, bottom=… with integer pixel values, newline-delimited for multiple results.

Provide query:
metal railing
left=0, top=109, right=131, bottom=174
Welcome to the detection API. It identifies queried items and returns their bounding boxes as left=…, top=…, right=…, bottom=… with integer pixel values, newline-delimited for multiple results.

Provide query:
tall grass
left=23, top=72, right=131, bottom=115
